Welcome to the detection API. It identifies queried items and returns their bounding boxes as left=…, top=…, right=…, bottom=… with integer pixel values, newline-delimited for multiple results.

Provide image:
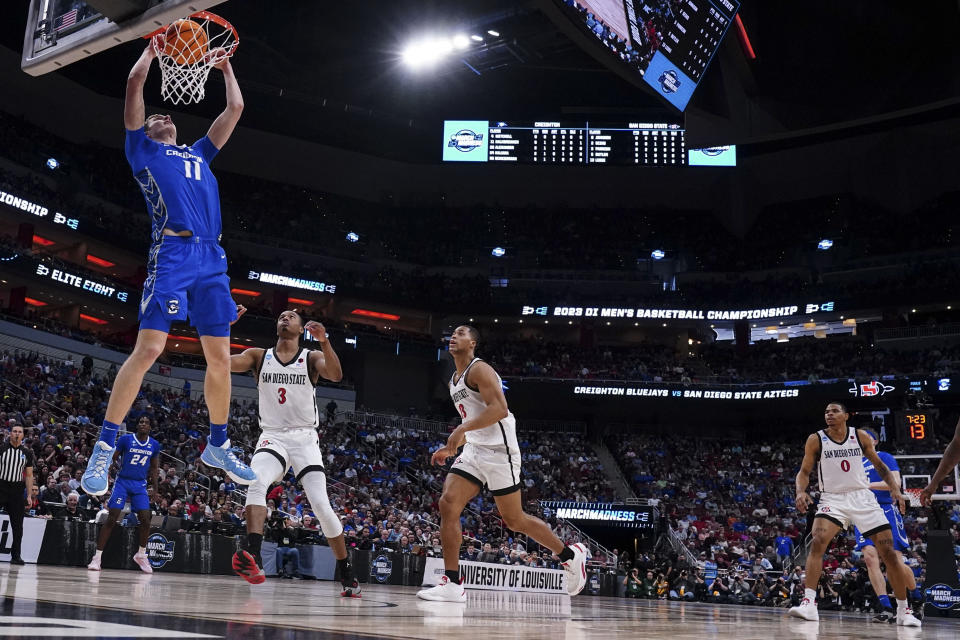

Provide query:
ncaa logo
left=658, top=69, right=681, bottom=94
left=371, top=554, right=393, bottom=584
left=166, top=299, right=179, bottom=315
left=146, top=533, right=175, bottom=568
left=448, top=129, right=484, bottom=153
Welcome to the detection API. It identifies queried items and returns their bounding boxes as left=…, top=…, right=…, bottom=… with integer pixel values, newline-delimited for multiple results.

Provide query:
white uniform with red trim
left=814, top=426, right=889, bottom=536
left=448, top=358, right=521, bottom=495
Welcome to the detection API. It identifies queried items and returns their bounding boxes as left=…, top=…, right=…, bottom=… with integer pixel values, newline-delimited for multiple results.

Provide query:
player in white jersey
left=790, top=402, right=920, bottom=626
left=228, top=310, right=361, bottom=596
left=416, top=326, right=588, bottom=603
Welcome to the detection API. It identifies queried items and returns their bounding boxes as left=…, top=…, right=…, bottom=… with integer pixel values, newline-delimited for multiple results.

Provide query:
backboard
left=22, top=0, right=228, bottom=76
left=896, top=454, right=960, bottom=502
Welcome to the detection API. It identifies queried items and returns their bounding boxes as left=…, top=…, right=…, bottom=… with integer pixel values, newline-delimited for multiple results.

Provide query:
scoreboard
left=631, top=0, right=742, bottom=110
left=443, top=119, right=686, bottom=166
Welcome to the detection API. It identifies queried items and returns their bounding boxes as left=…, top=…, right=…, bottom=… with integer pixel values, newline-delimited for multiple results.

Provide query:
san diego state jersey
left=817, top=426, right=870, bottom=494
left=449, top=358, right=519, bottom=453
left=257, top=347, right=318, bottom=431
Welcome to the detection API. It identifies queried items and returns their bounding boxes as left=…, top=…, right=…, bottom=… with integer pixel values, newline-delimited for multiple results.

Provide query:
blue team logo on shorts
left=658, top=70, right=681, bottom=94
left=146, top=533, right=175, bottom=568
left=371, top=554, right=393, bottom=583
left=166, top=299, right=179, bottom=315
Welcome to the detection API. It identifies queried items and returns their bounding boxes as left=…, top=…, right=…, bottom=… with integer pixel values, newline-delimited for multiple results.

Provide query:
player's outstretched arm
left=305, top=322, right=343, bottom=382
left=794, top=434, right=818, bottom=512
left=858, top=428, right=905, bottom=512
left=231, top=348, right=263, bottom=374
left=922, top=417, right=960, bottom=505
left=125, top=42, right=157, bottom=130
left=206, top=56, right=244, bottom=149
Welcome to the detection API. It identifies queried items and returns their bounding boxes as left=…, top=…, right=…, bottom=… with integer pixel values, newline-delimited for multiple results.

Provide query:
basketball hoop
left=145, top=11, right=239, bottom=105
left=905, top=488, right=924, bottom=508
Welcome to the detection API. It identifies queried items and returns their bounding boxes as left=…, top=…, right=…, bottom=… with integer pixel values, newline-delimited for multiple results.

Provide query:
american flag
left=54, top=9, right=78, bottom=32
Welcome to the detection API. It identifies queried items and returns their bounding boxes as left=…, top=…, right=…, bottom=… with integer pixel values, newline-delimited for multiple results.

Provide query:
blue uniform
left=107, top=433, right=161, bottom=512
left=125, top=128, right=237, bottom=337
left=854, top=451, right=908, bottom=551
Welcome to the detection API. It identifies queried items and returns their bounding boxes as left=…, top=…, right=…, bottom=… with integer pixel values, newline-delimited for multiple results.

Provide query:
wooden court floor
left=0, top=564, right=955, bottom=639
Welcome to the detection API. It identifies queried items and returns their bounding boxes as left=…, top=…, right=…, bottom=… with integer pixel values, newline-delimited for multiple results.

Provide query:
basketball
left=163, top=19, right=207, bottom=65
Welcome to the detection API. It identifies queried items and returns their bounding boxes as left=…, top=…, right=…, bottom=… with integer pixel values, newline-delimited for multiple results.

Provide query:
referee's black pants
left=0, top=482, right=25, bottom=559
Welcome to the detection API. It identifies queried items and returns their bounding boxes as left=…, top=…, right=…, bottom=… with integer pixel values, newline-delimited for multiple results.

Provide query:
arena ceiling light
left=470, top=34, right=484, bottom=42
left=491, top=246, right=506, bottom=257
left=487, top=29, right=500, bottom=37
left=346, top=232, right=359, bottom=243
left=401, top=37, right=454, bottom=68
left=650, top=249, right=665, bottom=260
left=817, top=238, right=834, bottom=250
left=452, top=34, right=470, bottom=50
left=45, top=158, right=59, bottom=170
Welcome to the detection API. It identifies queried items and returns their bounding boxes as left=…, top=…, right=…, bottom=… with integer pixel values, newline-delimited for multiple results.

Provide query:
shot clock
left=896, top=412, right=930, bottom=443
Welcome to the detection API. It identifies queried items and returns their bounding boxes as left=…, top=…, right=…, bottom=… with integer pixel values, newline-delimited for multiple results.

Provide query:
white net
left=151, top=11, right=238, bottom=105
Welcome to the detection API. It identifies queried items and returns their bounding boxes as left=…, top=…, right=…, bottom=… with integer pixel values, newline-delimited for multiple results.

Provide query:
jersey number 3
left=183, top=160, right=202, bottom=181
left=278, top=388, right=287, bottom=404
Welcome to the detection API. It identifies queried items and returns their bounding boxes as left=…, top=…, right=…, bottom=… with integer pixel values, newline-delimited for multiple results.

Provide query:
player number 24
left=183, top=160, right=202, bottom=181
left=129, top=453, right=150, bottom=466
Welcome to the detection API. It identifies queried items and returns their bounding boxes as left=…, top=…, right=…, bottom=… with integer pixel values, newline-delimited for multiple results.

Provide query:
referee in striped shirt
left=0, top=424, right=35, bottom=565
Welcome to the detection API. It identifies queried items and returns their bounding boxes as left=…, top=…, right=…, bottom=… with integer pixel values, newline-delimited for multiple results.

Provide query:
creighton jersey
left=449, top=358, right=519, bottom=453
left=818, top=427, right=869, bottom=493
left=257, top=347, right=318, bottom=431
left=124, top=127, right=222, bottom=240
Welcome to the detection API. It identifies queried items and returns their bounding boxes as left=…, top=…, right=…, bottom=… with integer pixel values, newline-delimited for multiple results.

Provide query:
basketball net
left=905, top=488, right=924, bottom=508
left=149, top=11, right=239, bottom=106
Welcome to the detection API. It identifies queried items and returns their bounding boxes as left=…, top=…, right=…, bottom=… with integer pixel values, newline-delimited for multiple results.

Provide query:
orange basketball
left=163, top=19, right=208, bottom=65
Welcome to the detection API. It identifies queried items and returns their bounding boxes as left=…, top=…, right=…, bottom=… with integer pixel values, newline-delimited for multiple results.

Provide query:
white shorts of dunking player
left=449, top=442, right=522, bottom=495
left=815, top=489, right=891, bottom=537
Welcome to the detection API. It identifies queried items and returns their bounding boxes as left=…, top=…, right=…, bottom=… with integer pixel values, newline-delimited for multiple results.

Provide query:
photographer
left=732, top=572, right=758, bottom=605
left=669, top=569, right=696, bottom=601
left=817, top=572, right=840, bottom=610
left=708, top=574, right=733, bottom=604
left=623, top=568, right=643, bottom=598
left=267, top=512, right=302, bottom=579
left=767, top=576, right=791, bottom=607
left=838, top=568, right=865, bottom=612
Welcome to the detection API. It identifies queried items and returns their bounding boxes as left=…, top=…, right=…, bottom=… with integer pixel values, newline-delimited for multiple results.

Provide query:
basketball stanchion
left=144, top=11, right=239, bottom=105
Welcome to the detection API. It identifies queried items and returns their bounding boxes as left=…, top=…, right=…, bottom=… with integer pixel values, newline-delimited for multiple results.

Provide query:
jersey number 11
left=183, top=160, right=202, bottom=181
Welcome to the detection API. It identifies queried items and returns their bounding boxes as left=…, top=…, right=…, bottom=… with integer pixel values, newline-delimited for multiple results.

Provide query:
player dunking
left=790, top=402, right=921, bottom=626
left=82, top=40, right=255, bottom=496
left=417, top=326, right=587, bottom=602
left=229, top=310, right=361, bottom=596
left=852, top=428, right=921, bottom=623
left=87, top=416, right=160, bottom=573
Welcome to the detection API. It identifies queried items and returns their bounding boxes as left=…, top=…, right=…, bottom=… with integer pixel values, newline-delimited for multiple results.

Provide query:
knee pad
left=245, top=449, right=287, bottom=507
left=297, top=468, right=343, bottom=539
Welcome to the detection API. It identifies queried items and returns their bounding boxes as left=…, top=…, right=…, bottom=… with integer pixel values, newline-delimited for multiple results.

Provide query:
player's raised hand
left=230, top=304, right=247, bottom=325
left=304, top=321, right=327, bottom=344
left=206, top=47, right=231, bottom=70
left=795, top=492, right=813, bottom=513
left=920, top=483, right=935, bottom=507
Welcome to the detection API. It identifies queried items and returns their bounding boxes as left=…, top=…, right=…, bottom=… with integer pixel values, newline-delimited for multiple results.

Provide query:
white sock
left=897, top=599, right=908, bottom=613
left=92, top=550, right=102, bottom=561
left=138, top=546, right=146, bottom=555
left=804, top=588, right=816, bottom=602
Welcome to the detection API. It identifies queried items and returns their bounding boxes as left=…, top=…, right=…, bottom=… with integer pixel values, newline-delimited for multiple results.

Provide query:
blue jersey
left=116, top=433, right=161, bottom=481
left=862, top=450, right=898, bottom=505
left=124, top=128, right=222, bottom=240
